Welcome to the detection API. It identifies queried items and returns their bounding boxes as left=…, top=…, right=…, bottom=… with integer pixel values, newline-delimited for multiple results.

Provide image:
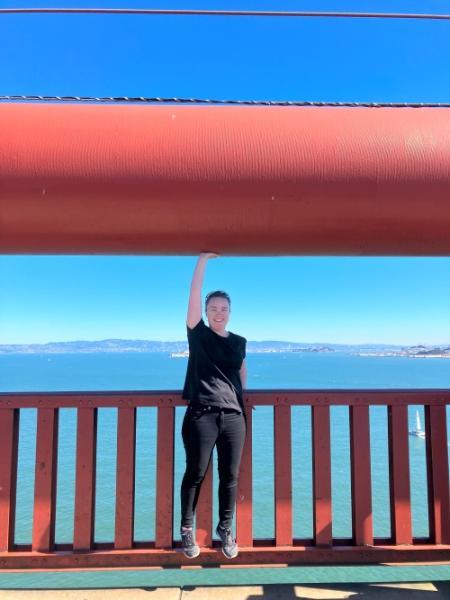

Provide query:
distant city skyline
left=1, top=338, right=449, bottom=356
left=3, top=340, right=449, bottom=348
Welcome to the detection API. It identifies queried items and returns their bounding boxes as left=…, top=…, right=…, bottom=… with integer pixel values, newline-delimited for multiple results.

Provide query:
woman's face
left=206, top=297, right=230, bottom=334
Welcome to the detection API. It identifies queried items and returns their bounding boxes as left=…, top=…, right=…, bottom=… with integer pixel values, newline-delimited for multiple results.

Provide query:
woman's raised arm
left=186, top=252, right=219, bottom=328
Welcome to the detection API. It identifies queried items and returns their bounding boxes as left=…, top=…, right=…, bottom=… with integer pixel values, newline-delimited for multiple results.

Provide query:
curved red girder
left=1, top=102, right=449, bottom=255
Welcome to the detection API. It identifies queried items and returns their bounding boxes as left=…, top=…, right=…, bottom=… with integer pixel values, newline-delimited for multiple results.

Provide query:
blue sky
left=1, top=1, right=450, bottom=346
left=1, top=256, right=450, bottom=345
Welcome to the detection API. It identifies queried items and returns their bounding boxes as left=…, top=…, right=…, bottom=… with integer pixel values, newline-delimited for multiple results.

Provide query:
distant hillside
left=0, top=339, right=449, bottom=356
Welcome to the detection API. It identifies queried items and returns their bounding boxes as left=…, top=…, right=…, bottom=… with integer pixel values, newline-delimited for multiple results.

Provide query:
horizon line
left=0, top=339, right=448, bottom=348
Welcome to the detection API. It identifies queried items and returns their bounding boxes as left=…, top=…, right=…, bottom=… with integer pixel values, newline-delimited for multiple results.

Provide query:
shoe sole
left=222, top=547, right=238, bottom=559
left=182, top=548, right=200, bottom=559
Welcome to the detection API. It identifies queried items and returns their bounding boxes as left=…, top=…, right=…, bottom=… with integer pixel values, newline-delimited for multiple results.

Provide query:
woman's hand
left=199, top=252, right=220, bottom=260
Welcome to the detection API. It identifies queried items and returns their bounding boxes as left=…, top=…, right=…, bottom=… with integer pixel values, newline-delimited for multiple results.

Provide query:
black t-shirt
left=182, top=319, right=247, bottom=413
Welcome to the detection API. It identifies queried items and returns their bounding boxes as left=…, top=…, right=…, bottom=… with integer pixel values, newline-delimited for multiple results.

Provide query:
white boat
left=409, top=409, right=426, bottom=439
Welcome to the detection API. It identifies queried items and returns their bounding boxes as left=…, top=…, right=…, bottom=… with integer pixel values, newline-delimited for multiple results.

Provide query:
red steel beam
left=1, top=103, right=450, bottom=256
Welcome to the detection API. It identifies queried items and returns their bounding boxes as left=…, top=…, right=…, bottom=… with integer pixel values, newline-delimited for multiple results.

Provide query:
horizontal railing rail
left=0, top=389, right=449, bottom=570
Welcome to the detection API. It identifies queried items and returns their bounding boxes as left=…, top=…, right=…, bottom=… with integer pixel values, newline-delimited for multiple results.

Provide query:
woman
left=180, top=252, right=247, bottom=559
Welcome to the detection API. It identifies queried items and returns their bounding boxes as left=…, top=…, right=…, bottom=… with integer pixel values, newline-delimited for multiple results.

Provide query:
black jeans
left=181, top=405, right=246, bottom=529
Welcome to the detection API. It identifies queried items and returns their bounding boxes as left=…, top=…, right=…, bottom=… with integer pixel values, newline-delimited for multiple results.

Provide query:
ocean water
left=1, top=351, right=449, bottom=550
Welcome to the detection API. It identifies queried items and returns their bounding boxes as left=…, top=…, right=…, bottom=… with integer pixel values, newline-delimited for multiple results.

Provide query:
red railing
left=0, top=389, right=449, bottom=570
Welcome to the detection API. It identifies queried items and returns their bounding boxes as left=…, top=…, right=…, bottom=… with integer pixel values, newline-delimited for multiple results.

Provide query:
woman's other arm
left=186, top=252, right=218, bottom=328
left=240, top=358, right=254, bottom=411
left=239, top=359, right=247, bottom=390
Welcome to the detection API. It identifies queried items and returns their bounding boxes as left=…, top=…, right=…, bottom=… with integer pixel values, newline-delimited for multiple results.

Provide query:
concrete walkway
left=1, top=582, right=450, bottom=599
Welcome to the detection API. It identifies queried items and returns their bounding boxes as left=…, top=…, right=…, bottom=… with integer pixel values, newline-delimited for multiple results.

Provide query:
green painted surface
left=1, top=566, right=450, bottom=589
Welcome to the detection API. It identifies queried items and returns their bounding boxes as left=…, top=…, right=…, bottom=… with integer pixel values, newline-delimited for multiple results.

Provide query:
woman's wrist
left=199, top=251, right=219, bottom=261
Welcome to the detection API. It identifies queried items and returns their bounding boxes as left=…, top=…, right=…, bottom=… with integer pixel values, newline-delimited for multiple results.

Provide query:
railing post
left=312, top=404, right=332, bottom=546
left=155, top=405, right=175, bottom=548
left=236, top=405, right=253, bottom=546
left=350, top=405, right=373, bottom=546
left=74, top=407, right=97, bottom=551
left=1, top=390, right=450, bottom=569
left=32, top=407, right=59, bottom=552
left=274, top=404, right=292, bottom=546
left=425, top=404, right=450, bottom=544
left=388, top=404, right=412, bottom=545
left=0, top=409, right=19, bottom=551
left=114, top=407, right=136, bottom=549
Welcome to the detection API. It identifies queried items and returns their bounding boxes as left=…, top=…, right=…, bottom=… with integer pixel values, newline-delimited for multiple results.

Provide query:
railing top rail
left=0, top=389, right=449, bottom=408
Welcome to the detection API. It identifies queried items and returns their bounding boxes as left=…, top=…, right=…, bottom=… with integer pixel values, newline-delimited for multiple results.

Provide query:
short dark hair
left=205, top=290, right=231, bottom=309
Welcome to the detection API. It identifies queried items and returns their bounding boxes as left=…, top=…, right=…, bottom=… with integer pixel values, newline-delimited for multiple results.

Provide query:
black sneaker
left=180, top=527, right=200, bottom=559
left=216, top=524, right=238, bottom=559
